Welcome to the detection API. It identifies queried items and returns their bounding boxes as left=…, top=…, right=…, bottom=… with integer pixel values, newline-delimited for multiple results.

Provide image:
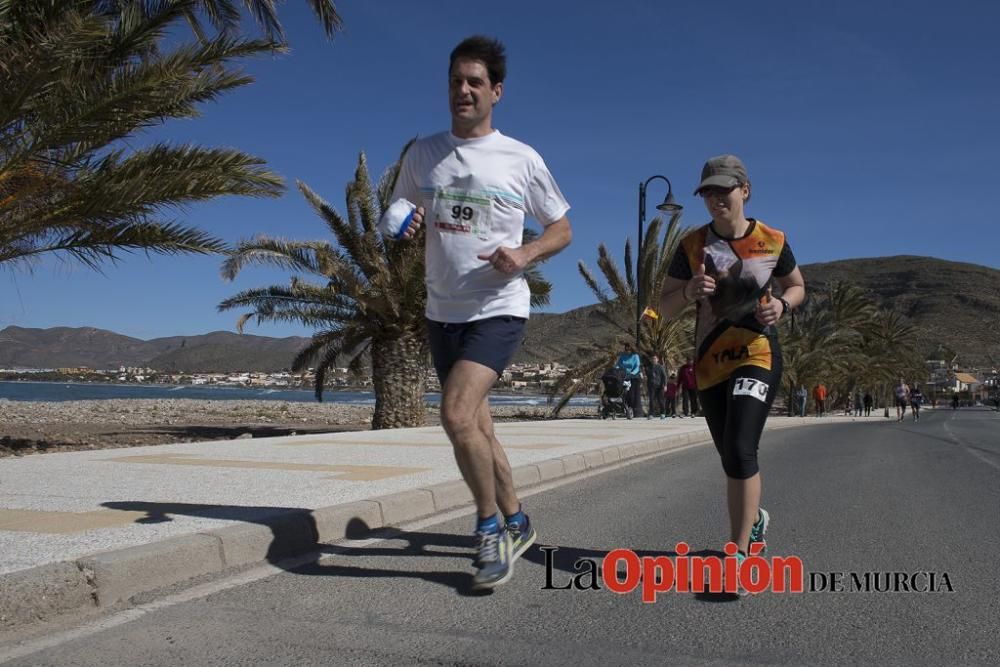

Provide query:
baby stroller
left=600, top=367, right=633, bottom=420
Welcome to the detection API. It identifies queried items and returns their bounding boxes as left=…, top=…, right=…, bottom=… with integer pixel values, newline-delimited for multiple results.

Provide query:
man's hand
left=477, top=245, right=530, bottom=275
left=400, top=207, right=424, bottom=240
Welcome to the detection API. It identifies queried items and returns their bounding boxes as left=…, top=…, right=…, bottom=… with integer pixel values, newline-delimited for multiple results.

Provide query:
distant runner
left=909, top=384, right=924, bottom=421
left=894, top=378, right=910, bottom=422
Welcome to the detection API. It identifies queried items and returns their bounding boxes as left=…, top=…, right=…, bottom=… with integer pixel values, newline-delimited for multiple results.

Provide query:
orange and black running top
left=667, top=219, right=796, bottom=390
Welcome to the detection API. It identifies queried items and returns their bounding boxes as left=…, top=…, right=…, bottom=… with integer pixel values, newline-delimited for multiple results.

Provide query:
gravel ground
left=0, top=399, right=596, bottom=457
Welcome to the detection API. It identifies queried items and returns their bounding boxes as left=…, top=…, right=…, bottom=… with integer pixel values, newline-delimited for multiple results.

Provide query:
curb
left=0, top=427, right=718, bottom=631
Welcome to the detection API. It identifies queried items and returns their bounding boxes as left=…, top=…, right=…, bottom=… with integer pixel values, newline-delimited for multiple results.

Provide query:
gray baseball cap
left=694, top=154, right=748, bottom=195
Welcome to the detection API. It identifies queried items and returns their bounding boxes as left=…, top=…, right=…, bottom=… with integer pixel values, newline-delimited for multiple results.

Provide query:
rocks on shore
left=0, top=398, right=375, bottom=427
left=0, top=398, right=597, bottom=456
left=0, top=398, right=594, bottom=426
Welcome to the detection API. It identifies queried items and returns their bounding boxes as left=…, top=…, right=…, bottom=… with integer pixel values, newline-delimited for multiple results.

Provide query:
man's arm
left=523, top=217, right=572, bottom=263
left=478, top=217, right=572, bottom=275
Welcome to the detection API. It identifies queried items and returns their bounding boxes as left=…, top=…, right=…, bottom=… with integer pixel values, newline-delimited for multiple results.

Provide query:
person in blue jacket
left=615, top=341, right=643, bottom=418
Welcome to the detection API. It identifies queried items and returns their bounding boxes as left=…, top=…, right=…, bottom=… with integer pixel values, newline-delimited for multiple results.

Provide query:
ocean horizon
left=0, top=381, right=599, bottom=407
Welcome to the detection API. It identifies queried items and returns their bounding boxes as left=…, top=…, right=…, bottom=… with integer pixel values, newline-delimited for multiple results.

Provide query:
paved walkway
left=0, top=413, right=875, bottom=630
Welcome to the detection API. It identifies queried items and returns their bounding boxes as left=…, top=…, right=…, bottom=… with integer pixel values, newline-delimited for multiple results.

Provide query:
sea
left=0, top=381, right=598, bottom=407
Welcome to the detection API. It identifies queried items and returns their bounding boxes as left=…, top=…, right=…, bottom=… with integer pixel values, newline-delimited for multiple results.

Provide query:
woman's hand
left=755, top=287, right=783, bottom=326
left=685, top=261, right=716, bottom=300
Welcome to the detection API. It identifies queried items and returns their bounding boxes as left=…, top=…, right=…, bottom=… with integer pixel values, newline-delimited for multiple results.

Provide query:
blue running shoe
left=472, top=528, right=513, bottom=590
left=506, top=514, right=537, bottom=563
left=749, top=508, right=769, bottom=554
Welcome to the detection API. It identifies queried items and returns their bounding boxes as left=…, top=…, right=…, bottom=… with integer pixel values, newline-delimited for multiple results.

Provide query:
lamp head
left=656, top=191, right=682, bottom=213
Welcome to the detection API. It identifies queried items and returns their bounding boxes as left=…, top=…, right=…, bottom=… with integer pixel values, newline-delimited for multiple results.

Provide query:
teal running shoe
left=749, top=507, right=770, bottom=553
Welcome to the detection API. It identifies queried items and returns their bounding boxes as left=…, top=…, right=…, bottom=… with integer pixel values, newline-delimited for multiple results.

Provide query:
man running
left=894, top=378, right=910, bottom=422
left=383, top=36, right=572, bottom=590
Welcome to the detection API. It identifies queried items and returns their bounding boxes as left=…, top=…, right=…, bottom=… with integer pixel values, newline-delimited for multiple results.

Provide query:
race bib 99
left=431, top=189, right=492, bottom=241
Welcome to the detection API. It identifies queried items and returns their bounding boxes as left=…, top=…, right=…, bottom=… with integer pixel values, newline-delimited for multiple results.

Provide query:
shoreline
left=0, top=378, right=600, bottom=395
left=0, top=379, right=599, bottom=402
left=0, top=398, right=597, bottom=457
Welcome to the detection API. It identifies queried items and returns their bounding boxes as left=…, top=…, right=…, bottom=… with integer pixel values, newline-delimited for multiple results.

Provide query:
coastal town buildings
left=2, top=361, right=996, bottom=403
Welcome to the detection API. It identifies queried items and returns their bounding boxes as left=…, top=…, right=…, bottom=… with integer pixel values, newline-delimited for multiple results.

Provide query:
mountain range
left=2, top=256, right=997, bottom=372
left=0, top=328, right=311, bottom=373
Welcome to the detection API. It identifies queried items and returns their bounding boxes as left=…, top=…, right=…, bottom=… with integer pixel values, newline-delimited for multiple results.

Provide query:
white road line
left=943, top=420, right=1000, bottom=472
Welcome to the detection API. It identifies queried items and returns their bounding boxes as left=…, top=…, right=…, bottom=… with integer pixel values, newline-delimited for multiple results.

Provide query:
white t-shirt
left=389, top=130, right=570, bottom=322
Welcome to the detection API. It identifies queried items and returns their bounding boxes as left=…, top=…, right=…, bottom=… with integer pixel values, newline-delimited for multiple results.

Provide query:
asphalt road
left=5, top=408, right=999, bottom=666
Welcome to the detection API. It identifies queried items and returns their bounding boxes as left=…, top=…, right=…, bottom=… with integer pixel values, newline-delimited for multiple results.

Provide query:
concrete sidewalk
left=0, top=413, right=866, bottom=631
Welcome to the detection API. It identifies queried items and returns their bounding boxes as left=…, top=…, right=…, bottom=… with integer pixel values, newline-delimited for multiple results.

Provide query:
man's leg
left=440, top=360, right=503, bottom=519
left=475, top=396, right=519, bottom=516
left=476, top=397, right=537, bottom=560
left=687, top=388, right=699, bottom=417
left=440, top=360, right=521, bottom=589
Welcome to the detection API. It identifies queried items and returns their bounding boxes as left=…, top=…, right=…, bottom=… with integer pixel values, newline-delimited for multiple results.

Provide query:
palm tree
left=779, top=281, right=922, bottom=413
left=99, top=0, right=344, bottom=43
left=219, top=148, right=555, bottom=429
left=549, top=212, right=693, bottom=414
left=1, top=0, right=284, bottom=270
left=858, top=307, right=923, bottom=409
left=779, top=281, right=872, bottom=410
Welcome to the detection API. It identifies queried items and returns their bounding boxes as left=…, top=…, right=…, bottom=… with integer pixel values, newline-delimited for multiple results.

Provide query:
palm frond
left=0, top=1, right=284, bottom=273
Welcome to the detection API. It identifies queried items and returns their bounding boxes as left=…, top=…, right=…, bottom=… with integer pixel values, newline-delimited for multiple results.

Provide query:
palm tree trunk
left=370, top=333, right=429, bottom=429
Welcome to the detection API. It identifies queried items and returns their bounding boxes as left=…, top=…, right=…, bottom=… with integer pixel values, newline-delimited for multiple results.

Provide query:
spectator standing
left=665, top=373, right=679, bottom=417
left=795, top=384, right=808, bottom=417
left=615, top=341, right=643, bottom=419
left=679, top=357, right=699, bottom=417
left=647, top=355, right=667, bottom=419
left=813, top=383, right=827, bottom=417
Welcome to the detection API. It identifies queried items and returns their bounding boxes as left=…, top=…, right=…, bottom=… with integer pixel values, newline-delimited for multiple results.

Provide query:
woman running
left=909, top=384, right=924, bottom=421
left=660, top=155, right=806, bottom=592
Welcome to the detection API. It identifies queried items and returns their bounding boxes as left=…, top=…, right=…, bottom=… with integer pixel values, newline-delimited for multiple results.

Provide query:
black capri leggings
left=698, top=353, right=782, bottom=480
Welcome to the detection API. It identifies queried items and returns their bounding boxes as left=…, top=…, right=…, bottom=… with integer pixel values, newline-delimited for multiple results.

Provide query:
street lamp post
left=636, top=175, right=683, bottom=347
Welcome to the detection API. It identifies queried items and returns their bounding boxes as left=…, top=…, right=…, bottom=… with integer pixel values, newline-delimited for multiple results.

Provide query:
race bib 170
left=732, top=377, right=769, bottom=402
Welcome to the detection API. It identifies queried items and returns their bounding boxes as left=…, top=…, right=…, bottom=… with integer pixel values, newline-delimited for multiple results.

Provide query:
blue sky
left=3, top=0, right=998, bottom=340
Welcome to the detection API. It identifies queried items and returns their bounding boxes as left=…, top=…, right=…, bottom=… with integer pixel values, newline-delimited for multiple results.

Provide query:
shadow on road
left=100, top=501, right=743, bottom=601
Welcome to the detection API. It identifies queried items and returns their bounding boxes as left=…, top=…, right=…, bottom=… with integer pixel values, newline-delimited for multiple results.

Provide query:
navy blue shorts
left=427, top=316, right=526, bottom=384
